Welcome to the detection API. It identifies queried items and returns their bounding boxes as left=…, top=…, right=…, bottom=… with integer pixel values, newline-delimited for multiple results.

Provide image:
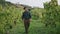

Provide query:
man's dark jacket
left=22, top=11, right=31, bottom=20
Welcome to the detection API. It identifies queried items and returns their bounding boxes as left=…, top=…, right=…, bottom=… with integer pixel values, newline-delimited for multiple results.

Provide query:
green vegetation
left=0, top=0, right=60, bottom=34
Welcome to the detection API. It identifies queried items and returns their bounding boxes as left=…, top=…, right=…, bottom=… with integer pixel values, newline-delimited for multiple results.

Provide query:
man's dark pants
left=24, top=19, right=30, bottom=34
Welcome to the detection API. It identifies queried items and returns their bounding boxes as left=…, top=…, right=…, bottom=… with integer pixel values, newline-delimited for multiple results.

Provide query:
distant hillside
left=1, top=0, right=32, bottom=9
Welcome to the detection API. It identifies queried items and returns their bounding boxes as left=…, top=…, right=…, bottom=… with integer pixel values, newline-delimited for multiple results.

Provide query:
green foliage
left=0, top=0, right=5, bottom=1
left=43, top=0, right=59, bottom=26
left=0, top=2, right=24, bottom=33
left=0, top=0, right=5, bottom=4
left=0, top=0, right=60, bottom=34
left=42, top=0, right=60, bottom=34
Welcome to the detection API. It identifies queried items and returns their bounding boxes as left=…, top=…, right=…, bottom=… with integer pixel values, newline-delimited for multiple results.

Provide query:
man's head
left=24, top=7, right=29, bottom=11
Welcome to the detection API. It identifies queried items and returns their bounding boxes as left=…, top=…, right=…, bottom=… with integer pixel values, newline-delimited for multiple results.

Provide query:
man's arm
left=29, top=13, right=32, bottom=21
left=29, top=12, right=31, bottom=19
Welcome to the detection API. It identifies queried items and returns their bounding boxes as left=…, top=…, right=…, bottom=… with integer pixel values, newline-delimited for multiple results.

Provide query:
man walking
left=22, top=7, right=31, bottom=34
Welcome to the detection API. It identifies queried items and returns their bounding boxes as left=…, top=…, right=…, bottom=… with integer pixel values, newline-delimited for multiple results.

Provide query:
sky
left=6, top=0, right=60, bottom=8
